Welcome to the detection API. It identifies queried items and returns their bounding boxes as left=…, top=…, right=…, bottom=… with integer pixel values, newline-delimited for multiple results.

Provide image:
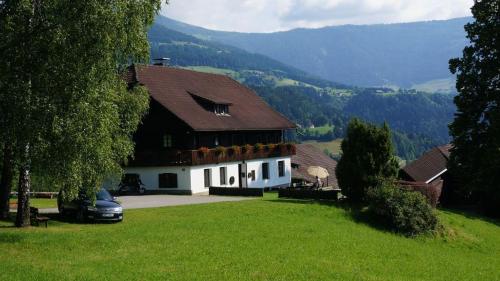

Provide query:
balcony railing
left=130, top=143, right=296, bottom=167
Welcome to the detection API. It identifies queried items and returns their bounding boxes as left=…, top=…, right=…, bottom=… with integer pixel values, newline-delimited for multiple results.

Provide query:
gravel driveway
left=39, top=195, right=253, bottom=214
left=118, top=195, right=252, bottom=209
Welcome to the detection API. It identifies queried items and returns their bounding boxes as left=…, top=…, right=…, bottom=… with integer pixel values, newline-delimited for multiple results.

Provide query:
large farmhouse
left=122, top=65, right=296, bottom=194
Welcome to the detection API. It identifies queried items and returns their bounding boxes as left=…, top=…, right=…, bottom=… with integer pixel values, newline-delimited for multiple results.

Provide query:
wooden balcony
left=130, top=143, right=296, bottom=167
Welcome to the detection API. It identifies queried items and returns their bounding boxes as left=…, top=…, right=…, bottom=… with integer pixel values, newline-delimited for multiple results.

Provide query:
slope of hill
left=255, top=85, right=454, bottom=160
left=156, top=15, right=469, bottom=89
left=148, top=23, right=348, bottom=90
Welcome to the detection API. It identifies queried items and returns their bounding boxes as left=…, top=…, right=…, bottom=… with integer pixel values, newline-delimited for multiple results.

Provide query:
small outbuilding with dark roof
left=291, top=144, right=338, bottom=188
left=400, top=144, right=451, bottom=184
left=399, top=144, right=456, bottom=205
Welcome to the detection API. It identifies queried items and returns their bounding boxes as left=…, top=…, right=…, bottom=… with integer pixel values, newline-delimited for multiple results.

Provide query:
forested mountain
left=255, top=86, right=454, bottom=160
left=155, top=15, right=469, bottom=91
left=149, top=24, right=346, bottom=89
left=147, top=20, right=456, bottom=160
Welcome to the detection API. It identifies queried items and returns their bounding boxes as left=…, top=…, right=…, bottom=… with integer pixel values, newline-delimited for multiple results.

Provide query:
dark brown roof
left=291, top=144, right=338, bottom=187
left=401, top=144, right=452, bottom=183
left=127, top=65, right=296, bottom=131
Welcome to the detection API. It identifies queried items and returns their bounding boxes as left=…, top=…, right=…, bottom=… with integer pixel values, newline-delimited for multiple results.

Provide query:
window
left=214, top=104, right=229, bottom=115
left=204, top=169, right=211, bottom=188
left=262, top=163, right=269, bottom=180
left=220, top=167, right=227, bottom=185
left=278, top=161, right=285, bottom=177
left=250, top=170, right=256, bottom=181
left=163, top=134, right=173, bottom=148
left=122, top=173, right=142, bottom=186
left=159, top=173, right=178, bottom=188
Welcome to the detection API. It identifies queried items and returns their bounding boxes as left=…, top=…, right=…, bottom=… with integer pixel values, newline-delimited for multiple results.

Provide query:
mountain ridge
left=155, top=15, right=470, bottom=89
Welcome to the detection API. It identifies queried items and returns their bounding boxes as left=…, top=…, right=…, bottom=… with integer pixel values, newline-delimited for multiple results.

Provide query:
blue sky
left=161, top=0, right=473, bottom=33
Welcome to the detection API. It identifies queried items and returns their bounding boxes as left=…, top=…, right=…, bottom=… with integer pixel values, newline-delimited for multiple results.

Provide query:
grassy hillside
left=1, top=194, right=499, bottom=280
left=411, top=78, right=457, bottom=94
left=305, top=139, right=343, bottom=156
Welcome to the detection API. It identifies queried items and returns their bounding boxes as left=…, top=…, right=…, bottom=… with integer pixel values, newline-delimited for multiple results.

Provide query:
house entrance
left=238, top=163, right=247, bottom=188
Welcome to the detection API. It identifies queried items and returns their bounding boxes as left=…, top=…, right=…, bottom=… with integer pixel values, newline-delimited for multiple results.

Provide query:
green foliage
left=448, top=0, right=500, bottom=216
left=336, top=119, right=399, bottom=202
left=254, top=86, right=348, bottom=139
left=368, top=182, right=439, bottom=236
left=254, top=86, right=454, bottom=160
left=344, top=89, right=454, bottom=149
left=0, top=1, right=161, bottom=205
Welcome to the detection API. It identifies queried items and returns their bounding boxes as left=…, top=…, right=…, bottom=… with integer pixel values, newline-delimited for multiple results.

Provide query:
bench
left=30, top=207, right=50, bottom=227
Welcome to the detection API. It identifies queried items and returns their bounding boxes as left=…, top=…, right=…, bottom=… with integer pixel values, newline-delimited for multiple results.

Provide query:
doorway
left=238, top=163, right=247, bottom=188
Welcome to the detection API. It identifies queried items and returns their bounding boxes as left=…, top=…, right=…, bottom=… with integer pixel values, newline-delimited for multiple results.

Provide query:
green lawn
left=305, top=139, right=343, bottom=155
left=0, top=194, right=499, bottom=281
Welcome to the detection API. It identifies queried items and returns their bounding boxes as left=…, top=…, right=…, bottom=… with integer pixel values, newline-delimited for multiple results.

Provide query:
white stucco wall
left=245, top=157, right=291, bottom=189
left=123, top=166, right=192, bottom=192
left=123, top=156, right=292, bottom=194
left=190, top=162, right=241, bottom=194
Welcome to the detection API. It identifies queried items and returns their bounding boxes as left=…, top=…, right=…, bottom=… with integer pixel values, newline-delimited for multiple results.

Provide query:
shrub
left=254, top=143, right=265, bottom=152
left=198, top=147, right=209, bottom=157
left=367, top=182, right=439, bottom=236
left=243, top=144, right=253, bottom=154
left=230, top=145, right=241, bottom=155
left=336, top=118, right=399, bottom=202
left=267, top=143, right=276, bottom=152
left=398, top=180, right=443, bottom=208
left=215, top=146, right=226, bottom=157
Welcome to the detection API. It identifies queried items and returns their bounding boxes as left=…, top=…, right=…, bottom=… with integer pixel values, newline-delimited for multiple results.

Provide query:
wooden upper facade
left=125, top=65, right=296, bottom=166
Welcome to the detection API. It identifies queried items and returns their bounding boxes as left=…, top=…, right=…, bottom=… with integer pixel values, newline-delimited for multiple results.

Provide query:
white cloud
left=161, top=0, right=473, bottom=32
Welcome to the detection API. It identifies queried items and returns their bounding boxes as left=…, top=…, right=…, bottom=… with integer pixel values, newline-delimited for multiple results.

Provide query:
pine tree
left=336, top=118, right=399, bottom=202
left=448, top=0, right=500, bottom=216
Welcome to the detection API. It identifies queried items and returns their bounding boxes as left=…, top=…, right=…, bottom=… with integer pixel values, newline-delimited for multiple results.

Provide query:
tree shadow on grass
left=0, top=212, right=117, bottom=228
left=438, top=207, right=500, bottom=227
left=0, top=232, right=25, bottom=243
left=43, top=213, right=109, bottom=225
left=267, top=197, right=396, bottom=234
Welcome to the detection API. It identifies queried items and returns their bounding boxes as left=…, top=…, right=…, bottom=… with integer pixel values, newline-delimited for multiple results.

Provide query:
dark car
left=118, top=173, right=146, bottom=195
left=58, top=188, right=123, bottom=222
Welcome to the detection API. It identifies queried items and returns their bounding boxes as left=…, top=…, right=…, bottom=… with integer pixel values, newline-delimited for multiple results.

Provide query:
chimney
left=153, top=57, right=170, bottom=66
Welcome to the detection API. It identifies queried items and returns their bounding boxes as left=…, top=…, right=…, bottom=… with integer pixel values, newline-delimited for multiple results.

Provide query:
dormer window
left=214, top=104, right=229, bottom=116
left=188, top=91, right=231, bottom=116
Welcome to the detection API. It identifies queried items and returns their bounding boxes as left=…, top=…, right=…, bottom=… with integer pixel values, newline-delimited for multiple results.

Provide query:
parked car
left=58, top=188, right=123, bottom=222
left=118, top=173, right=146, bottom=195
